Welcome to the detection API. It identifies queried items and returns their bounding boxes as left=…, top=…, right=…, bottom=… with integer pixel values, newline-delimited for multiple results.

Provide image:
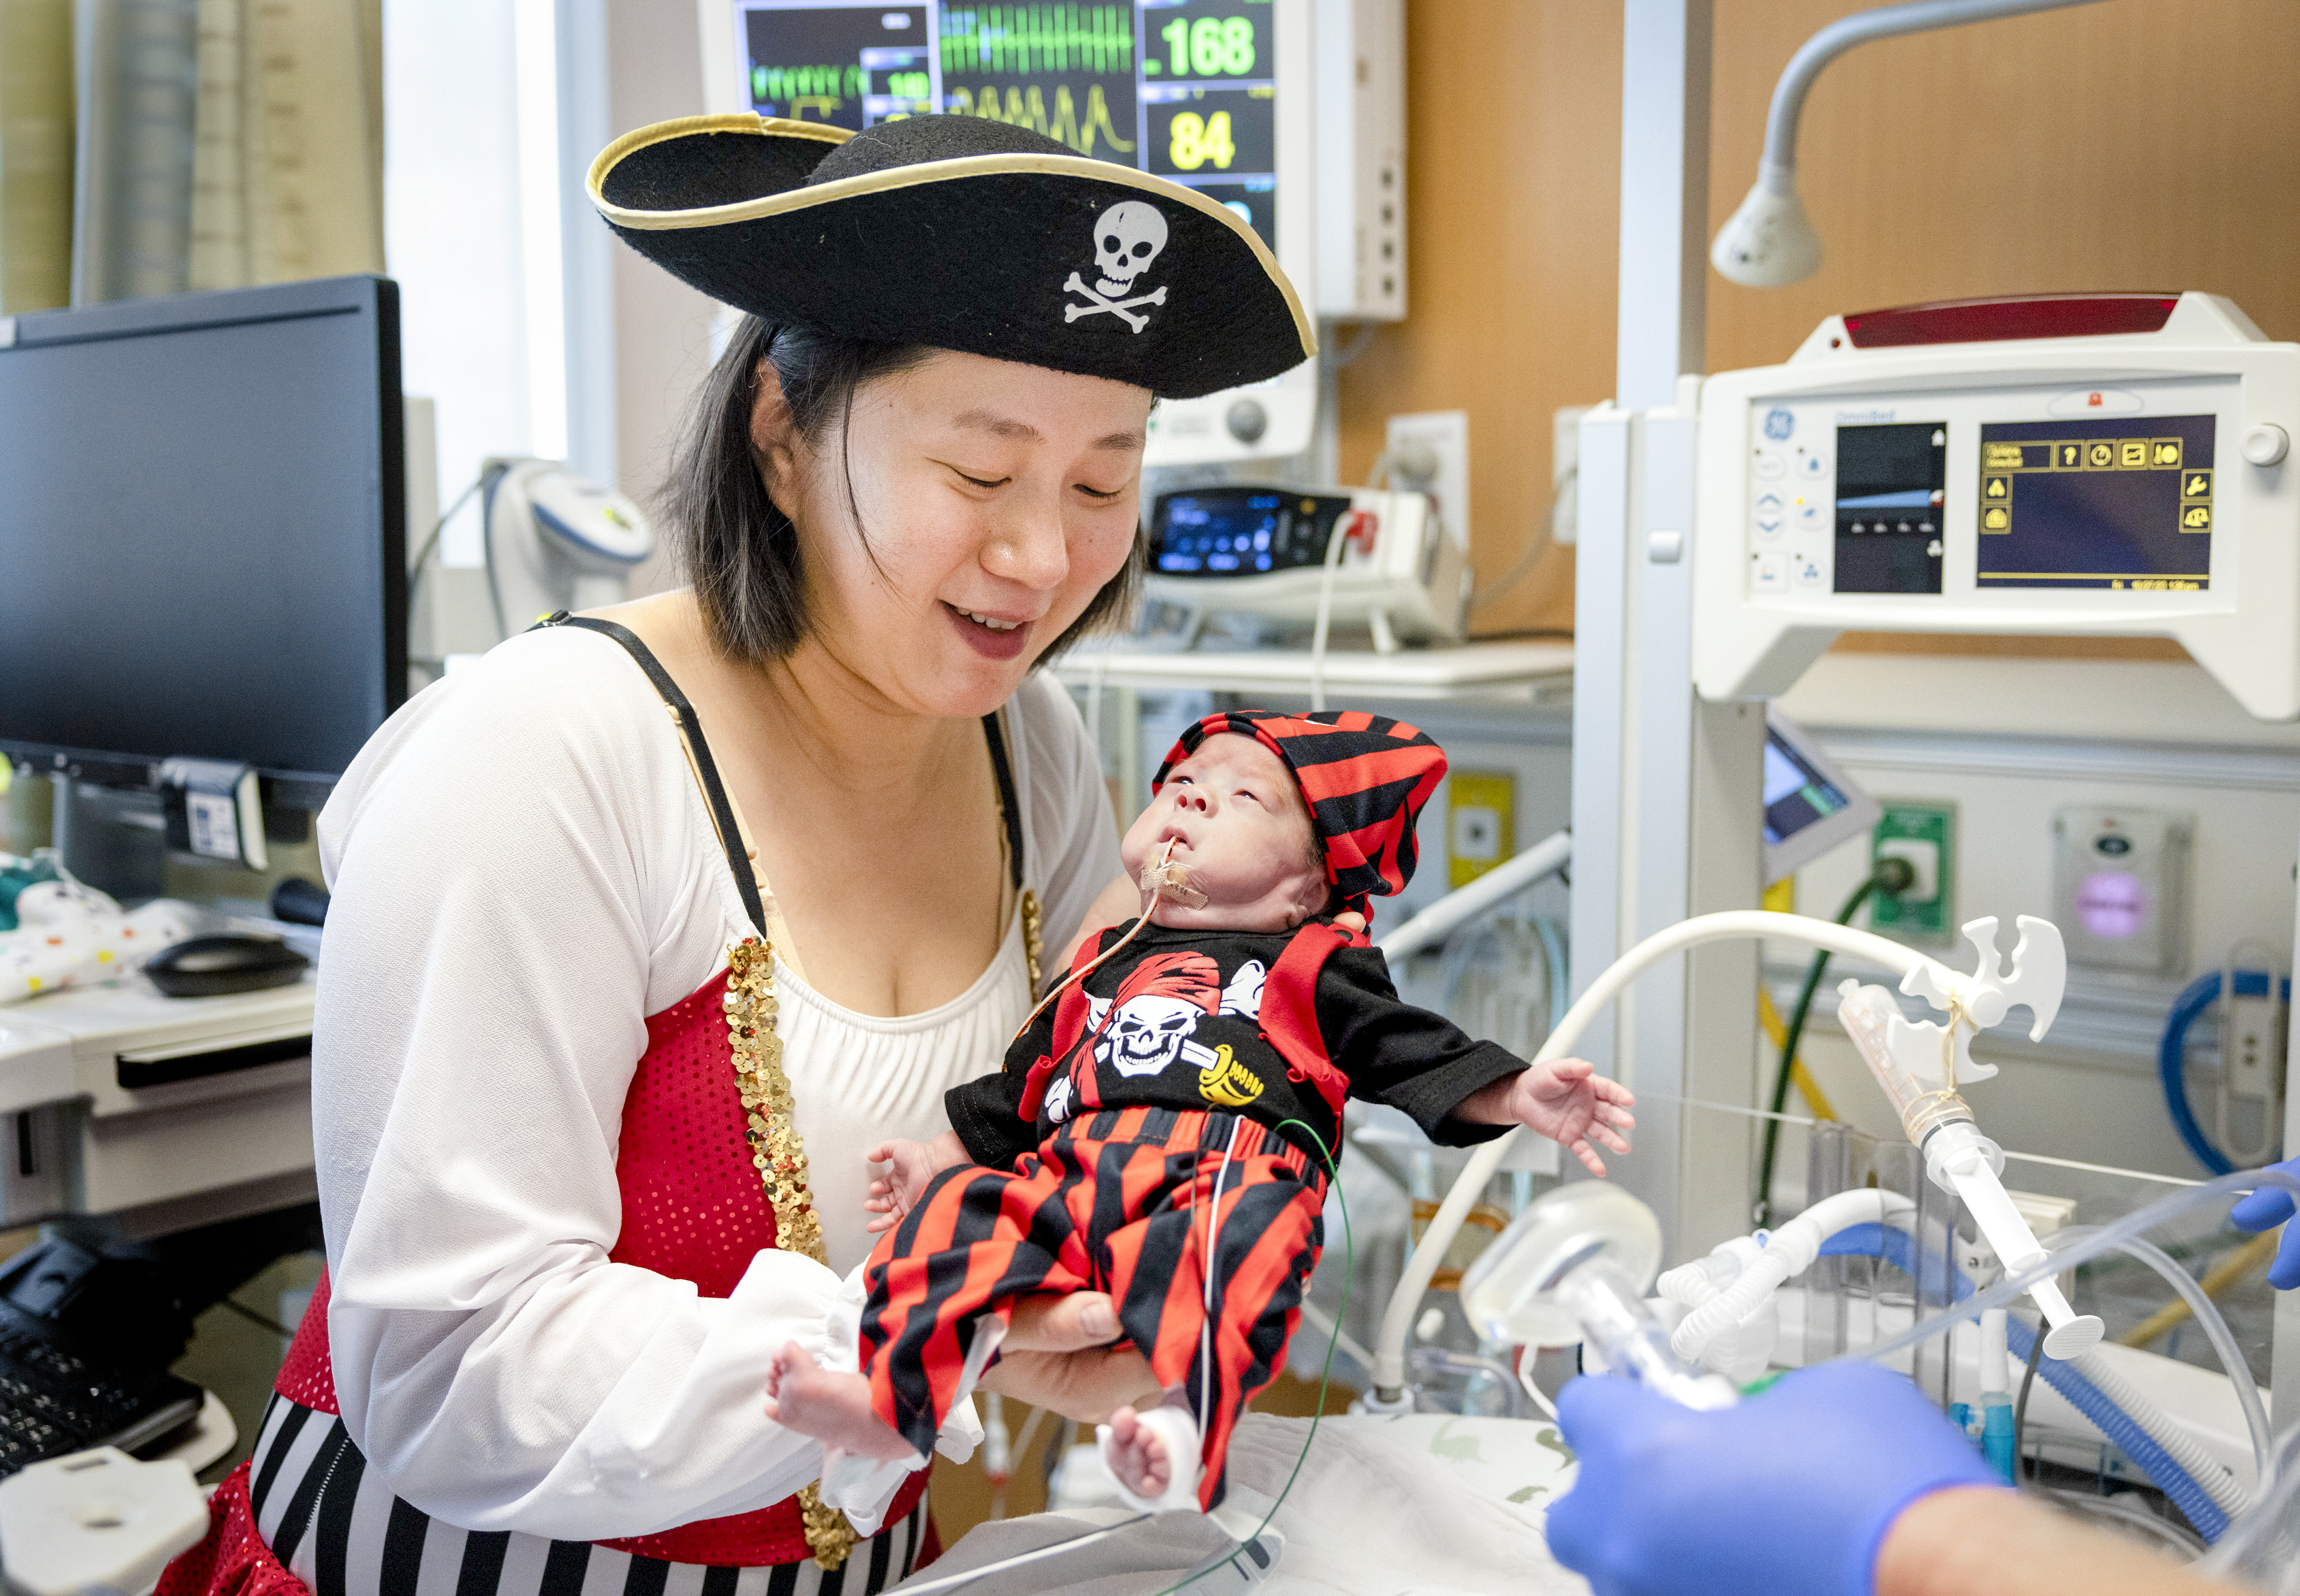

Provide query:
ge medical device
left=699, top=0, right=1405, bottom=465
left=1142, top=484, right=1468, bottom=647
left=1692, top=293, right=2300, bottom=720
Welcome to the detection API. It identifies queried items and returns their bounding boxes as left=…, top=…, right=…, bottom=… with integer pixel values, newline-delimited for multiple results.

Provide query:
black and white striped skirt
left=244, top=1395, right=928, bottom=1596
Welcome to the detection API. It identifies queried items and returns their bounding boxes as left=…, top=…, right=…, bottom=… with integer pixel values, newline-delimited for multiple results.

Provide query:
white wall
left=607, top=0, right=716, bottom=594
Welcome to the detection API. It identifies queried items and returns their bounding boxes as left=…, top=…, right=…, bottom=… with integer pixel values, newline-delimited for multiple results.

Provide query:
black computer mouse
left=146, top=934, right=310, bottom=998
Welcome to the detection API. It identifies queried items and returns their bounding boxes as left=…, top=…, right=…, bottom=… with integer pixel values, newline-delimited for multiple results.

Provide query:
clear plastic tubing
left=1374, top=910, right=1945, bottom=1401
left=1830, top=1167, right=2300, bottom=1490
left=1564, top=1262, right=1741, bottom=1411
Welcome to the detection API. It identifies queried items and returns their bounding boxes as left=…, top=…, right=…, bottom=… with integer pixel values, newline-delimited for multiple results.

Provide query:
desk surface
left=0, top=975, right=316, bottom=1116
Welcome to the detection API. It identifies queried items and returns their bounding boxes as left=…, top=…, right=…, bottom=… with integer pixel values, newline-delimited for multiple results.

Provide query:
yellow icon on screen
left=1984, top=476, right=2008, bottom=498
left=2118, top=440, right=2147, bottom=467
left=2183, top=505, right=2212, bottom=530
left=2184, top=472, right=2212, bottom=499
left=2154, top=441, right=2182, bottom=465
left=2088, top=442, right=2113, bottom=466
left=2058, top=444, right=2081, bottom=467
left=1983, top=506, right=2011, bottom=531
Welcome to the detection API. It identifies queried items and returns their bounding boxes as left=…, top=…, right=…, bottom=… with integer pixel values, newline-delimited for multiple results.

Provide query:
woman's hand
left=863, top=1132, right=969, bottom=1233
left=977, top=1291, right=1162, bottom=1423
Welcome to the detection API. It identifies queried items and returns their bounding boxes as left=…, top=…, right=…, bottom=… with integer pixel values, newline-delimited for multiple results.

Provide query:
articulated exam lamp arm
left=1710, top=0, right=2109, bottom=288
left=1368, top=910, right=2090, bottom=1405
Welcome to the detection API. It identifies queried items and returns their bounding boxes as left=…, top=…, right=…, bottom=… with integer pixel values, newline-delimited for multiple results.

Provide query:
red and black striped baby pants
left=858, top=1106, right=1326, bottom=1509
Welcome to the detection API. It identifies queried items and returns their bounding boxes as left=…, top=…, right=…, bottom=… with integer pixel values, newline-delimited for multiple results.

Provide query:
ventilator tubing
left=1373, top=910, right=1952, bottom=1401
left=1844, top=1169, right=2300, bottom=1505
left=1659, top=1187, right=1912, bottom=1378
left=1563, top=1260, right=1740, bottom=1411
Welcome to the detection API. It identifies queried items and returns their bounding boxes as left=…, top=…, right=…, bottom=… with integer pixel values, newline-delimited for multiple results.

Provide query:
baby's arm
left=1314, top=946, right=1634, bottom=1173
left=863, top=1133, right=970, bottom=1233
left=1455, top=1059, right=1636, bottom=1177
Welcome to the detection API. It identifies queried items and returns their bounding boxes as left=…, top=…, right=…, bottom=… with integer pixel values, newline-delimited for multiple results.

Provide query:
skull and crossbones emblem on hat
left=1064, top=199, right=1169, bottom=334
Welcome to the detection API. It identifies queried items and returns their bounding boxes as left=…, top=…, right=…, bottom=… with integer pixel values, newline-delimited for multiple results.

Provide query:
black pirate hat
left=589, top=114, right=1315, bottom=399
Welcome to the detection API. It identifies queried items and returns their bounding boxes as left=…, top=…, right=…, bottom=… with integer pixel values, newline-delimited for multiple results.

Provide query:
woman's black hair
left=661, top=315, right=1144, bottom=666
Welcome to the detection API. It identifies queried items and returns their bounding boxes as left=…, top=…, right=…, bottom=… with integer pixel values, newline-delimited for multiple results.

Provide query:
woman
left=159, top=113, right=1314, bottom=1596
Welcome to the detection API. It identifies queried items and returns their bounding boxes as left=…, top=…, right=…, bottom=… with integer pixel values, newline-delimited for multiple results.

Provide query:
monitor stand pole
left=48, top=774, right=168, bottom=904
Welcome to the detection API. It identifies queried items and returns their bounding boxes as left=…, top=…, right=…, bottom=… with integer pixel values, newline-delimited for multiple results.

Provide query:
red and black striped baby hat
left=1152, top=710, right=1449, bottom=919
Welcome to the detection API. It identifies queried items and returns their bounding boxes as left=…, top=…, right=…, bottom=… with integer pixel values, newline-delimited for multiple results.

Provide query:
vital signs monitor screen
left=727, top=2, right=1279, bottom=249
left=1974, top=415, right=2216, bottom=590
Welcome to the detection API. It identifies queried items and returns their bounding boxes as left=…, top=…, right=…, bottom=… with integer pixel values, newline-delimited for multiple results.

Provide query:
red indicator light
left=1842, top=294, right=2180, bottom=349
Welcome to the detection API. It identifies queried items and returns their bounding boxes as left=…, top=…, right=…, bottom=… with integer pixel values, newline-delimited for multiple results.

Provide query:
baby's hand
left=864, top=1131, right=970, bottom=1233
left=1483, top=1059, right=1636, bottom=1177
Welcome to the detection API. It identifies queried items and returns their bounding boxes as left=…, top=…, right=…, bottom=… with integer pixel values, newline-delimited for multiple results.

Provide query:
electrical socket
left=1553, top=405, right=1592, bottom=545
left=1871, top=801, right=1956, bottom=943
left=1386, top=409, right=1469, bottom=552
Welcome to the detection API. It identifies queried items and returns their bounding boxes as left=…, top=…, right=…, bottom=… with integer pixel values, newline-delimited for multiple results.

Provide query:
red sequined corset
left=274, top=968, right=928, bottom=1566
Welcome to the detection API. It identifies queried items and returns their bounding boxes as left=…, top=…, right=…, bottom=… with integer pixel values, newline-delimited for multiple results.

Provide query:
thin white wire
left=1515, top=1344, right=1559, bottom=1421
left=1197, top=1114, right=1248, bottom=1446
left=1308, top=519, right=1349, bottom=714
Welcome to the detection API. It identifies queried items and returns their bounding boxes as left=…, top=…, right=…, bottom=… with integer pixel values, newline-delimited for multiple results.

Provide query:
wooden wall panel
left=1340, top=0, right=2300, bottom=653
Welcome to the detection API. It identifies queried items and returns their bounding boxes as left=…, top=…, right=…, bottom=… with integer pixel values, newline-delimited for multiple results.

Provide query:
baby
left=766, top=710, right=1634, bottom=1517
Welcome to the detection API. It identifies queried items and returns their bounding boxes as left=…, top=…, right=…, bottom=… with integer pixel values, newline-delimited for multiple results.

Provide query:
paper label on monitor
left=188, top=792, right=242, bottom=861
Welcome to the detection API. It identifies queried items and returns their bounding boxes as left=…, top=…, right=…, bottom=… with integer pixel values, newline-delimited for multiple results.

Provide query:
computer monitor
left=696, top=0, right=1318, bottom=465
left=0, top=276, right=406, bottom=806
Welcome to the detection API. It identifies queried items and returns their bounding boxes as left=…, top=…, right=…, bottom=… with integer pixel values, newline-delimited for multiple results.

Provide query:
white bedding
left=893, top=1412, right=1590, bottom=1596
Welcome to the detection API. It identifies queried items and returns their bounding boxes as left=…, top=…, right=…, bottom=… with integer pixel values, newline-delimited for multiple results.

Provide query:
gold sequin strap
left=724, top=936, right=856, bottom=1569
left=1021, top=888, right=1043, bottom=992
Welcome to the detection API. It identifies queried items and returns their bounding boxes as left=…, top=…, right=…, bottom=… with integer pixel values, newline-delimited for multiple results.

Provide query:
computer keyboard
left=0, top=1305, right=202, bottom=1476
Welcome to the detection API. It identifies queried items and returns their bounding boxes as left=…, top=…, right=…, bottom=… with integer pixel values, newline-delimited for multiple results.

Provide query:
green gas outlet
left=1870, top=802, right=1956, bottom=943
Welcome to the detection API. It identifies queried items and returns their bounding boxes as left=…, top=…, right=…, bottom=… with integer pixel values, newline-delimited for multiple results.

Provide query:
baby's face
left=1121, top=733, right=1329, bottom=933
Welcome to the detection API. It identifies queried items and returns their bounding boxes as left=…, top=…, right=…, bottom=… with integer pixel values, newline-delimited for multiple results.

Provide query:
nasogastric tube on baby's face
left=1139, top=838, right=1208, bottom=909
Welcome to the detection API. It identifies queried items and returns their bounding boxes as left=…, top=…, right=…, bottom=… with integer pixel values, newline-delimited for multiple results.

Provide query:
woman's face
left=755, top=348, right=1151, bottom=719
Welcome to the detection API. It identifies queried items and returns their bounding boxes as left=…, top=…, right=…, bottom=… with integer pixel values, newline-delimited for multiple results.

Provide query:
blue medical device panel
left=1152, top=489, right=1346, bottom=575
left=731, top=1, right=1280, bottom=250
left=1761, top=730, right=1853, bottom=849
left=1833, top=422, right=1946, bottom=595
left=1974, top=415, right=2216, bottom=590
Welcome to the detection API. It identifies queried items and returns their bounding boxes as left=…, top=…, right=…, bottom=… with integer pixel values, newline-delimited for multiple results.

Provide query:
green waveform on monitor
left=941, top=5, right=1135, bottom=78
left=751, top=62, right=865, bottom=103
left=946, top=82, right=1135, bottom=158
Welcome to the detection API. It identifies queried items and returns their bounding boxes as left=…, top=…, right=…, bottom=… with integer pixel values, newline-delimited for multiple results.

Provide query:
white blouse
left=310, top=625, right=1121, bottom=1541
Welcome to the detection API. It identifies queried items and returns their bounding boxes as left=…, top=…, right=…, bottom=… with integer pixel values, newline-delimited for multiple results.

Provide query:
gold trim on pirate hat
left=589, top=113, right=1314, bottom=400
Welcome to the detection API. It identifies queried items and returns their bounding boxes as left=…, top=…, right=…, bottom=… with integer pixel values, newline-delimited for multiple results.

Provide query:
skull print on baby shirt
left=946, top=921, right=1531, bottom=1175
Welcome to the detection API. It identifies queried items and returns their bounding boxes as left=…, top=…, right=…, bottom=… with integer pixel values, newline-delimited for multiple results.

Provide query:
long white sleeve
left=313, top=631, right=837, bottom=1537
left=309, top=633, right=1122, bottom=1540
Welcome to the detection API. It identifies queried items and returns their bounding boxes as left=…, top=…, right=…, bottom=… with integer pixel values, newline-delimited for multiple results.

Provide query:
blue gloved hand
left=1547, top=1362, right=2003, bottom=1596
left=2229, top=1157, right=2300, bottom=1289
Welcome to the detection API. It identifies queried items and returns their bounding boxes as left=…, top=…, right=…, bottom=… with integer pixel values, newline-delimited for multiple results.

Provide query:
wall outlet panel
left=1447, top=771, right=1516, bottom=888
left=2050, top=805, right=2192, bottom=976
left=1386, top=409, right=1469, bottom=552
left=1871, top=801, right=1957, bottom=943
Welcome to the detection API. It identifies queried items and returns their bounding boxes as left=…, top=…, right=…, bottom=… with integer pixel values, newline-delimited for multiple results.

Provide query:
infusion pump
left=1692, top=293, right=2300, bottom=720
left=1142, top=484, right=1468, bottom=648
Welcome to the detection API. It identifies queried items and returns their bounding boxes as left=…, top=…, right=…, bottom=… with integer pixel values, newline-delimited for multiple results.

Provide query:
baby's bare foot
left=763, top=1343, right=916, bottom=1461
left=1102, top=1405, right=1172, bottom=1501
